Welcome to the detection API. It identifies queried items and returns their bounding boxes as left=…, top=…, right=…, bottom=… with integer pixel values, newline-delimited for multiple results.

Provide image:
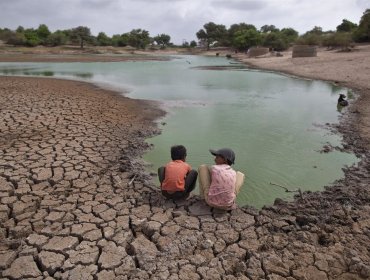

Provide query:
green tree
left=306, top=26, right=323, bottom=35
left=6, top=32, right=26, bottom=46
left=126, top=29, right=150, bottom=49
left=229, top=23, right=257, bottom=35
left=97, top=32, right=112, bottom=46
left=232, top=29, right=262, bottom=50
left=228, top=23, right=257, bottom=48
left=262, top=32, right=288, bottom=51
left=190, top=40, right=197, bottom=47
left=46, top=31, right=67, bottom=46
left=153, top=33, right=171, bottom=48
left=295, top=33, right=322, bottom=45
left=322, top=32, right=353, bottom=49
left=336, top=19, right=358, bottom=32
left=112, top=34, right=130, bottom=47
left=296, top=26, right=325, bottom=45
left=24, top=28, right=41, bottom=46
left=111, top=34, right=123, bottom=46
left=353, top=9, right=370, bottom=42
left=280, top=28, right=299, bottom=44
left=0, top=28, right=14, bottom=42
left=196, top=22, right=227, bottom=50
left=70, top=26, right=92, bottom=48
left=16, top=26, right=25, bottom=33
left=260, top=25, right=279, bottom=33
left=36, top=24, right=51, bottom=44
left=7, top=26, right=26, bottom=45
left=196, top=29, right=207, bottom=48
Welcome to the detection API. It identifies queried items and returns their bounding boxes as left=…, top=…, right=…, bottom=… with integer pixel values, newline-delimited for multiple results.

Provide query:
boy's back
left=161, top=160, right=191, bottom=192
left=158, top=145, right=198, bottom=199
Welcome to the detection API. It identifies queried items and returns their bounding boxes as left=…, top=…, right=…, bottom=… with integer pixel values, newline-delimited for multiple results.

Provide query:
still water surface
left=0, top=55, right=358, bottom=208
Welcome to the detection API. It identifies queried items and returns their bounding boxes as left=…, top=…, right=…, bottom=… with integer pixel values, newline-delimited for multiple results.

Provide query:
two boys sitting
left=158, top=145, right=244, bottom=210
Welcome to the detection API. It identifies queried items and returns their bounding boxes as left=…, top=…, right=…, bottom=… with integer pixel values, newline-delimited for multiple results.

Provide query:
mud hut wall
left=292, top=45, right=317, bottom=58
left=248, top=47, right=270, bottom=57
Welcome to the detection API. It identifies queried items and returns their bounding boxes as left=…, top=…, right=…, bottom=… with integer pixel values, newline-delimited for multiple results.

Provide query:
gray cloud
left=356, top=0, right=370, bottom=10
left=212, top=0, right=265, bottom=11
left=0, top=0, right=366, bottom=44
left=79, top=0, right=117, bottom=9
left=131, top=0, right=185, bottom=2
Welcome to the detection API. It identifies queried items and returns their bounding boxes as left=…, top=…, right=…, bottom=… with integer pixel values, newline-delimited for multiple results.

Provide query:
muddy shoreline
left=0, top=49, right=370, bottom=279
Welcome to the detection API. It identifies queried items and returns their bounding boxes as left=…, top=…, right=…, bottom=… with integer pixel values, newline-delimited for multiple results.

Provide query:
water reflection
left=0, top=67, right=36, bottom=75
left=0, top=67, right=93, bottom=79
left=74, top=72, right=93, bottom=78
left=337, top=104, right=345, bottom=113
left=39, top=71, right=54, bottom=76
left=192, top=65, right=248, bottom=71
left=331, top=84, right=343, bottom=94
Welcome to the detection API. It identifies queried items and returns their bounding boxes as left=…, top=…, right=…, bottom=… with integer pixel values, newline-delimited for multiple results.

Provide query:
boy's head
left=209, top=148, right=235, bottom=165
left=171, top=145, right=187, bottom=161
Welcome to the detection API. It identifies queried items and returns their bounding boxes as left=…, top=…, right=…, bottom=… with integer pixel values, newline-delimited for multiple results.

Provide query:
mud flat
left=1, top=45, right=370, bottom=279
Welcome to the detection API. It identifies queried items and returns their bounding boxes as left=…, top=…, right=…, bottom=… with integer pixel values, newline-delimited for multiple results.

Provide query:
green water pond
left=0, top=55, right=358, bottom=208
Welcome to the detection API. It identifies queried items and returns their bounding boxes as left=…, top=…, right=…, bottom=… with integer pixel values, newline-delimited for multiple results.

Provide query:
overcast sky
left=0, top=0, right=368, bottom=44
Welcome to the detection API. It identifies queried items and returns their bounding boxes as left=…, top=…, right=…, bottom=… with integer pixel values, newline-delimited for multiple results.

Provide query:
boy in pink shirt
left=158, top=145, right=198, bottom=200
left=199, top=148, right=245, bottom=210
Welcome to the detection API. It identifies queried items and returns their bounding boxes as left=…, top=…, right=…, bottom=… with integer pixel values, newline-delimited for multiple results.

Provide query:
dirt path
left=0, top=46, right=370, bottom=279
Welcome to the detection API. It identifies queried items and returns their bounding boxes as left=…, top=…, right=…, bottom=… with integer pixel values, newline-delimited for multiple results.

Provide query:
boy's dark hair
left=171, top=145, right=187, bottom=160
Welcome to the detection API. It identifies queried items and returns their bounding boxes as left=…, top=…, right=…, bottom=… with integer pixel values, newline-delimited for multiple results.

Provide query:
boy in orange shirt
left=158, top=145, right=198, bottom=199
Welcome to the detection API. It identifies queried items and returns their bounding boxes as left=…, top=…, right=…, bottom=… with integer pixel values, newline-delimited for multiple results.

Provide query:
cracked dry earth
left=1, top=76, right=370, bottom=280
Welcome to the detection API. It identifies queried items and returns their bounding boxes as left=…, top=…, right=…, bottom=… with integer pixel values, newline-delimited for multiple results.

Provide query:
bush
left=295, top=33, right=322, bottom=46
left=262, top=32, right=289, bottom=51
left=322, top=32, right=353, bottom=49
left=46, top=32, right=67, bottom=46
left=6, top=32, right=26, bottom=46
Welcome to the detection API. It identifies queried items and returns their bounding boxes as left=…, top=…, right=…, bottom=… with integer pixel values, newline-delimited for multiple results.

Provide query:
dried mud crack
left=1, top=75, right=370, bottom=280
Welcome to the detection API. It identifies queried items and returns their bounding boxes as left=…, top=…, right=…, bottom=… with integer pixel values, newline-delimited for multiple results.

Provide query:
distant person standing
left=158, top=145, right=198, bottom=200
left=338, top=94, right=349, bottom=106
left=198, top=148, right=245, bottom=210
